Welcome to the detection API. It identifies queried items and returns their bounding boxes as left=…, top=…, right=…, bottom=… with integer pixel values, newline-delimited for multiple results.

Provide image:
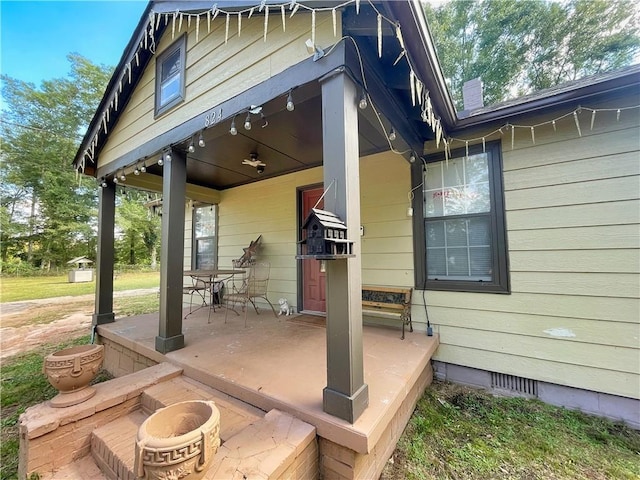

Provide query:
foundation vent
left=491, top=372, right=538, bottom=397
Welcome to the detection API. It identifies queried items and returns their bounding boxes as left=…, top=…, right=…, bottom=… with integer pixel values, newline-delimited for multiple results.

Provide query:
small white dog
left=278, top=298, right=292, bottom=316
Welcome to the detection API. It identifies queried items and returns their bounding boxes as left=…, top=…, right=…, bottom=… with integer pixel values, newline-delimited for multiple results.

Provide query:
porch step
left=91, top=410, right=144, bottom=480
left=141, top=376, right=265, bottom=441
left=91, top=375, right=266, bottom=480
left=90, top=374, right=318, bottom=480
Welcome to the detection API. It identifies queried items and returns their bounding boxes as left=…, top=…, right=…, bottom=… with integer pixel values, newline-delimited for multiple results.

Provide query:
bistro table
left=183, top=269, right=246, bottom=319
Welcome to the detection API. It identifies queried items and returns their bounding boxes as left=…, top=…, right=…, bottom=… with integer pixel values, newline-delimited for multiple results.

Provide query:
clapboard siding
left=413, top=291, right=637, bottom=323
left=508, top=224, right=639, bottom=250
left=510, top=272, right=639, bottom=297
left=509, top=249, right=639, bottom=273
left=507, top=200, right=639, bottom=230
left=435, top=344, right=639, bottom=400
left=440, top=325, right=638, bottom=374
left=98, top=11, right=338, bottom=168
left=429, top=306, right=639, bottom=348
left=503, top=151, right=639, bottom=190
left=505, top=176, right=639, bottom=210
left=422, top=96, right=640, bottom=399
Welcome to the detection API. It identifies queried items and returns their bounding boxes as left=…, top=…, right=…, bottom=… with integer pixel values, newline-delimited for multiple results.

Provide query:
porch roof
left=72, top=0, right=450, bottom=187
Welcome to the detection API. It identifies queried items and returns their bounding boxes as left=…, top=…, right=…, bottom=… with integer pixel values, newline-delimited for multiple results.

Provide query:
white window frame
left=192, top=204, right=218, bottom=270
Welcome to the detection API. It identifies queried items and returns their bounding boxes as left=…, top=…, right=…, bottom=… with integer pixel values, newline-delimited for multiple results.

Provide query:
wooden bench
left=362, top=286, right=413, bottom=339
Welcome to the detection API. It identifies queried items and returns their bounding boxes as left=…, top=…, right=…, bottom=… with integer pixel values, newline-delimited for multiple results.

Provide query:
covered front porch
left=97, top=306, right=438, bottom=458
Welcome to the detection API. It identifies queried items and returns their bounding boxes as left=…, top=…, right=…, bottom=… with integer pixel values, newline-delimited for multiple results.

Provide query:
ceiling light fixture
left=229, top=117, right=238, bottom=135
left=198, top=131, right=206, bottom=148
left=157, top=155, right=164, bottom=166
left=134, top=165, right=140, bottom=175
left=244, top=112, right=252, bottom=130
left=140, top=162, right=146, bottom=173
left=188, top=137, right=195, bottom=153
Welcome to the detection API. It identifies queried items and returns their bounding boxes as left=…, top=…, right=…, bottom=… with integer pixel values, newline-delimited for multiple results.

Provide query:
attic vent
left=491, top=372, right=538, bottom=397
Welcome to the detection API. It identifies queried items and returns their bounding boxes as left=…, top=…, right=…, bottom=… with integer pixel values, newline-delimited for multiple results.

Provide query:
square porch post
left=93, top=181, right=115, bottom=325
left=156, top=149, right=186, bottom=353
left=320, top=69, right=369, bottom=423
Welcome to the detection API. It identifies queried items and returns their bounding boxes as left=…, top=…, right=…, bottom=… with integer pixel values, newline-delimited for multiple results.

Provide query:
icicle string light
left=377, top=13, right=382, bottom=58
left=81, top=0, right=638, bottom=173
left=332, top=8, right=337, bottom=37
left=171, top=11, right=176, bottom=38
left=441, top=104, right=639, bottom=155
left=281, top=5, right=286, bottom=32
left=573, top=111, right=582, bottom=137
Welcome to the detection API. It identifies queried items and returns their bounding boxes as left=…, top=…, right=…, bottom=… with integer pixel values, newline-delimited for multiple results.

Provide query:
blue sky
left=1, top=0, right=148, bottom=85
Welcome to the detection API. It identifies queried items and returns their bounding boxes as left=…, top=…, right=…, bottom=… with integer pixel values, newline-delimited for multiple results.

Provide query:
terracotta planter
left=43, top=344, right=104, bottom=408
left=134, top=400, right=221, bottom=480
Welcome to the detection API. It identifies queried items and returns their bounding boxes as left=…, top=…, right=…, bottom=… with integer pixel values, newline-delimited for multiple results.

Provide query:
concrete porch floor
left=97, top=305, right=439, bottom=459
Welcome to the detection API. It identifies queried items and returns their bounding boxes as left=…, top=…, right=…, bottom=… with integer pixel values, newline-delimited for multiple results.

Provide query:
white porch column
left=156, top=148, right=186, bottom=353
left=320, top=69, right=369, bottom=423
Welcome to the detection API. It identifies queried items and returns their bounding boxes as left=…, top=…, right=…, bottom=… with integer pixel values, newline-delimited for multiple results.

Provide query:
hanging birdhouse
left=297, top=208, right=354, bottom=260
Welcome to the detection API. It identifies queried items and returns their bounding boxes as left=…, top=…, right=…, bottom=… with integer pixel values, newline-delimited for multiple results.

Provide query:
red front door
left=301, top=187, right=326, bottom=313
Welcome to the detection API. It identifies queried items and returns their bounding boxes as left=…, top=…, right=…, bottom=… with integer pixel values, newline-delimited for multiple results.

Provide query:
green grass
left=0, top=271, right=159, bottom=303
left=381, top=381, right=640, bottom=480
left=0, top=336, right=112, bottom=480
left=114, top=293, right=160, bottom=317
left=0, top=290, right=160, bottom=480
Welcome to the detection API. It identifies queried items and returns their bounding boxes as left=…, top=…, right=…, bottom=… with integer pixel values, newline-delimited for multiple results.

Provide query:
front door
left=301, top=187, right=326, bottom=313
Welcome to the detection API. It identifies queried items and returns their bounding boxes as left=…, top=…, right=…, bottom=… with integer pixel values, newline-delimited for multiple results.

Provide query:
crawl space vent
left=491, top=372, right=538, bottom=397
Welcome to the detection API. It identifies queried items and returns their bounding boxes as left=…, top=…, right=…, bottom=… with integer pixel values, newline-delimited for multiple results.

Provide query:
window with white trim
left=155, top=35, right=186, bottom=116
left=193, top=204, right=217, bottom=270
left=414, top=141, right=509, bottom=293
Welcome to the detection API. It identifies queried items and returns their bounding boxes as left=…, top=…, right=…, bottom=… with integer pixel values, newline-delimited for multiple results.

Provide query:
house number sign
left=204, top=108, right=223, bottom=127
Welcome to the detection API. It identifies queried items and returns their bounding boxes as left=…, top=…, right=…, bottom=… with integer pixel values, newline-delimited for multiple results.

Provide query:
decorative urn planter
left=43, top=343, right=104, bottom=408
left=134, top=400, right=221, bottom=480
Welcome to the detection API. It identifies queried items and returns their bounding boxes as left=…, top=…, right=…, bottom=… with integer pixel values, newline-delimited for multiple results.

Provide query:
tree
left=0, top=54, right=112, bottom=272
left=115, top=190, right=161, bottom=267
left=424, top=0, right=640, bottom=110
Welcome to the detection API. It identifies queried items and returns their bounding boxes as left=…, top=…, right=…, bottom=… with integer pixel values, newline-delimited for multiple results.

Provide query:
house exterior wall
left=96, top=10, right=339, bottom=170
left=419, top=95, right=640, bottom=401
left=187, top=152, right=412, bottom=308
left=176, top=93, right=638, bottom=405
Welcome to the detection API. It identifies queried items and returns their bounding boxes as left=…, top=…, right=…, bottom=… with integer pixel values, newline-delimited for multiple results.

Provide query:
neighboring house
left=73, top=0, right=639, bottom=430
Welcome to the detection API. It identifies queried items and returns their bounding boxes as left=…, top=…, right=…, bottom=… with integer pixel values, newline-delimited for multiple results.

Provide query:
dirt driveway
left=0, top=289, right=157, bottom=361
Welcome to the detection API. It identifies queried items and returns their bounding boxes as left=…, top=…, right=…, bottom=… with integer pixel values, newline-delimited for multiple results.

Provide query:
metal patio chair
left=224, top=262, right=278, bottom=326
left=183, top=277, right=209, bottom=319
